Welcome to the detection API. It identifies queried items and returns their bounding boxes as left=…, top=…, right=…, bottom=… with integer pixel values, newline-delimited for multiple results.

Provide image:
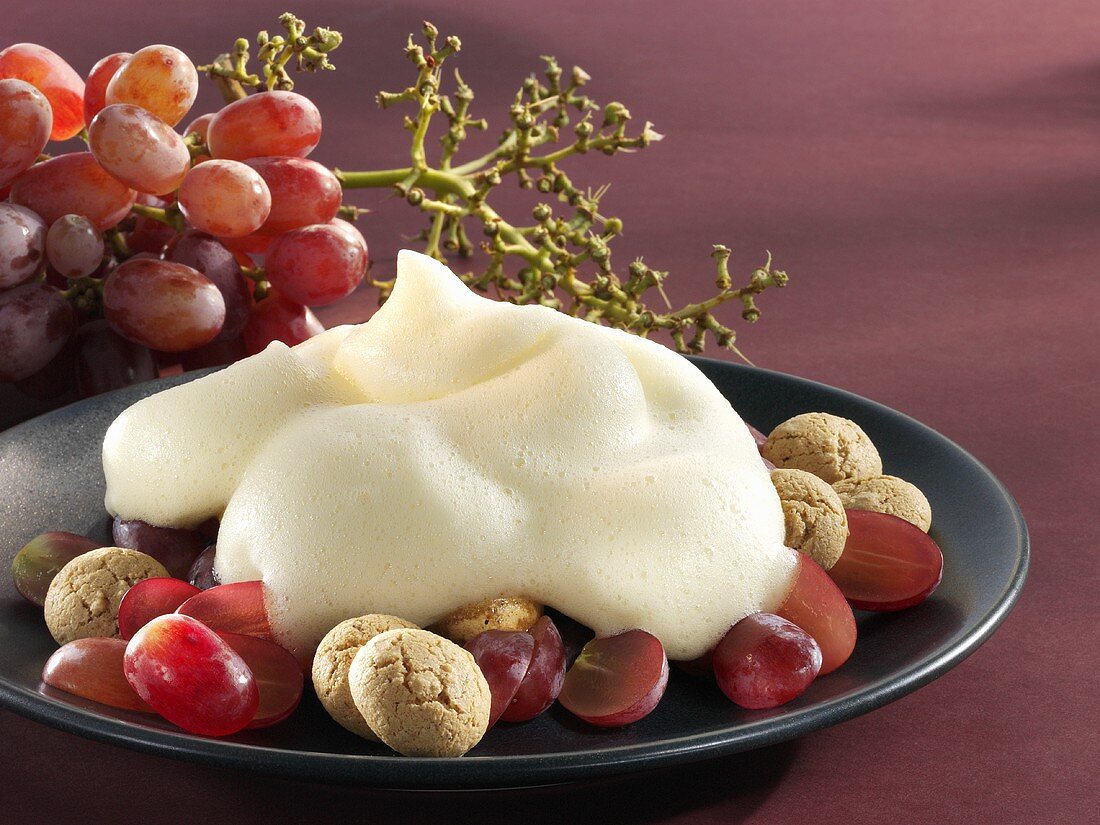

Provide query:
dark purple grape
left=0, top=283, right=77, bottom=382
left=187, top=545, right=219, bottom=590
left=111, top=516, right=207, bottom=579
left=164, top=230, right=251, bottom=341
left=179, top=336, right=246, bottom=371
left=74, top=319, right=157, bottom=398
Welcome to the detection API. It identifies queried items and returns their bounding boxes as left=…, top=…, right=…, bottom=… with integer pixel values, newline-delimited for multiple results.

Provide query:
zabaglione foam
left=102, top=250, right=796, bottom=660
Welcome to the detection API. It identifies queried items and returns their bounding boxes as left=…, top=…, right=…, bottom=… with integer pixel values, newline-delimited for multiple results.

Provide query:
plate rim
left=0, top=357, right=1030, bottom=787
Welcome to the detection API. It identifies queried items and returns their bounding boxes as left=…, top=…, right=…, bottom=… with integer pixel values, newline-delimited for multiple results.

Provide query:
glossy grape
left=183, top=112, right=213, bottom=141
left=118, top=578, right=201, bottom=640
left=42, top=637, right=153, bottom=713
left=219, top=632, right=303, bottom=728
left=73, top=319, right=157, bottom=398
left=465, top=630, right=534, bottom=728
left=712, top=613, right=822, bottom=709
left=829, top=509, right=944, bottom=611
left=124, top=613, right=258, bottom=736
left=0, top=43, right=84, bottom=139
left=0, top=283, right=76, bottom=382
left=164, top=231, right=251, bottom=341
left=105, top=44, right=197, bottom=126
left=500, top=615, right=566, bottom=722
left=45, top=214, right=104, bottom=279
left=244, top=157, right=342, bottom=234
left=82, top=52, right=130, bottom=126
left=10, top=152, right=137, bottom=230
left=0, top=203, right=47, bottom=289
left=176, top=580, right=275, bottom=641
left=103, top=258, right=226, bottom=352
left=0, top=79, right=51, bottom=189
left=178, top=159, right=271, bottom=238
left=775, top=552, right=857, bottom=675
left=207, top=91, right=322, bottom=160
left=559, top=630, right=669, bottom=727
left=266, top=220, right=368, bottom=306
left=242, top=290, right=323, bottom=355
left=89, top=103, right=190, bottom=195
left=111, top=516, right=208, bottom=579
left=11, top=531, right=98, bottom=606
left=187, top=545, right=219, bottom=590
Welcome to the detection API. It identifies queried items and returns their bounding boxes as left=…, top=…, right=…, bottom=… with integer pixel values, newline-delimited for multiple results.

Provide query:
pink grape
left=0, top=79, right=51, bottom=189
left=775, top=552, right=857, bottom=675
left=118, top=578, right=201, bottom=640
left=0, top=283, right=76, bottom=382
left=43, top=637, right=153, bottom=713
left=164, top=231, right=251, bottom=341
left=0, top=203, right=47, bottom=289
left=178, top=160, right=271, bottom=238
left=0, top=43, right=84, bottom=140
left=207, top=91, right=322, bottom=160
left=11, top=531, right=99, bottom=606
left=176, top=580, right=275, bottom=642
left=83, top=52, right=130, bottom=126
left=500, top=615, right=566, bottom=723
left=828, top=510, right=944, bottom=611
left=712, top=613, right=822, bottom=709
left=559, top=629, right=669, bottom=727
left=89, top=103, right=190, bottom=195
left=244, top=157, right=342, bottom=234
left=45, top=214, right=103, bottom=279
left=124, top=192, right=176, bottom=255
left=111, top=516, right=208, bottom=579
left=242, top=290, right=323, bottom=355
left=105, top=44, right=196, bottom=126
left=10, top=152, right=137, bottom=230
left=103, top=258, right=225, bottom=352
left=219, top=632, right=303, bottom=728
left=182, top=112, right=214, bottom=141
left=265, top=220, right=368, bottom=306
left=74, top=319, right=157, bottom=398
left=465, top=630, right=534, bottom=728
left=124, top=613, right=258, bottom=735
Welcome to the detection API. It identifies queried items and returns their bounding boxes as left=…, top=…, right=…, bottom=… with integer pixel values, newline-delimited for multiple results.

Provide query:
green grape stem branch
left=195, top=14, right=789, bottom=356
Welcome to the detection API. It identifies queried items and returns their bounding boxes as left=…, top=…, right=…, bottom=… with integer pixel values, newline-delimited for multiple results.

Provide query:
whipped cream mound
left=103, top=251, right=795, bottom=660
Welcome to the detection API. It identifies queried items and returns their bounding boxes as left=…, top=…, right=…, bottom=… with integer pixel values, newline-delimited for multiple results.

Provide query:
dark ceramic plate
left=0, top=359, right=1028, bottom=788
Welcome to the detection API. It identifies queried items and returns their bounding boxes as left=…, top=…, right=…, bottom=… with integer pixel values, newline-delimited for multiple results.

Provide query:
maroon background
left=2, top=0, right=1098, bottom=822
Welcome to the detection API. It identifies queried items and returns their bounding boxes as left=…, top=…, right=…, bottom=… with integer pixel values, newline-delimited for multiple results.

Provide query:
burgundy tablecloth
left=2, top=0, right=1097, bottom=822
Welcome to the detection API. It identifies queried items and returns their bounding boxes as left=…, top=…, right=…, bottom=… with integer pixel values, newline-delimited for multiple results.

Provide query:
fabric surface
left=1, top=1, right=1097, bottom=822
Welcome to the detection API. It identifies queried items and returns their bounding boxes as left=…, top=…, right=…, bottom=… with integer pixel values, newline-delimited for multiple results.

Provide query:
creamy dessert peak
left=103, top=250, right=795, bottom=660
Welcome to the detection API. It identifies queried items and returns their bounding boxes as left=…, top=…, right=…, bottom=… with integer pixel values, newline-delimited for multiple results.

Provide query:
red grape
left=244, top=157, right=342, bottom=234
left=183, top=112, right=214, bottom=141
left=207, top=91, right=322, bottom=160
left=187, top=545, right=219, bottom=590
left=558, top=630, right=669, bottom=727
left=43, top=637, right=153, bottom=713
left=829, top=510, right=944, bottom=611
left=219, top=232, right=272, bottom=257
left=242, top=290, right=323, bottom=354
left=775, top=553, right=856, bottom=675
left=103, top=258, right=225, bottom=352
left=178, top=159, right=271, bottom=238
left=118, top=577, right=201, bottom=640
left=500, top=615, right=566, bottom=722
left=176, top=580, right=275, bottom=642
left=105, top=44, right=196, bottom=126
left=0, top=203, right=47, bottom=289
left=712, top=613, right=822, bottom=709
left=10, top=152, right=137, bottom=230
left=89, top=103, right=190, bottom=195
left=265, top=220, right=368, bottom=306
left=82, top=52, right=130, bottom=126
left=465, top=630, right=534, bottom=728
left=179, top=337, right=246, bottom=371
left=124, top=613, right=258, bottom=735
left=0, top=43, right=84, bottom=140
left=124, top=192, right=176, bottom=255
left=0, top=79, right=51, bottom=189
left=163, top=230, right=251, bottom=341
left=111, top=516, right=208, bottom=579
left=73, top=319, right=157, bottom=398
left=45, top=214, right=104, bottom=279
left=11, top=531, right=99, bottom=606
left=0, top=283, right=76, bottom=382
left=219, top=632, right=303, bottom=728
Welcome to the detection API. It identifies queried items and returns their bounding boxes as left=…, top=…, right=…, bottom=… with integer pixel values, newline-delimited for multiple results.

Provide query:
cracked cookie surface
left=348, top=628, right=491, bottom=757
left=771, top=468, right=849, bottom=569
left=43, top=547, right=169, bottom=645
left=833, top=475, right=932, bottom=532
left=312, top=614, right=419, bottom=740
left=429, top=596, right=542, bottom=644
left=763, top=412, right=882, bottom=483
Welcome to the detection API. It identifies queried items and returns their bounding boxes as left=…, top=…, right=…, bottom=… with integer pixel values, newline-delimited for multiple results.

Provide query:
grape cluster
left=0, top=42, right=367, bottom=393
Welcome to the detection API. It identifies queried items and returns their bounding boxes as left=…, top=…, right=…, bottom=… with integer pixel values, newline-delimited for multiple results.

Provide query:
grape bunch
left=0, top=42, right=367, bottom=396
